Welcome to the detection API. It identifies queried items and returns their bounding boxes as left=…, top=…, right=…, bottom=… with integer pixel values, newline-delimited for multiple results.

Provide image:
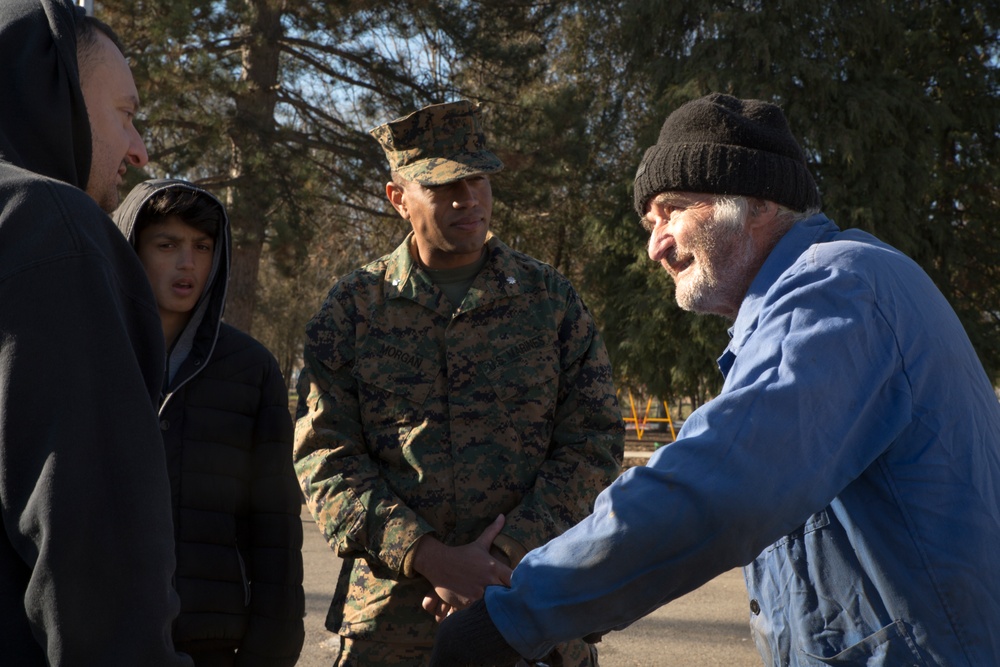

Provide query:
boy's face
left=135, top=215, right=214, bottom=324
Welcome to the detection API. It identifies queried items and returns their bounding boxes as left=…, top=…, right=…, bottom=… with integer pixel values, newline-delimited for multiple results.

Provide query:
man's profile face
left=390, top=174, right=493, bottom=270
left=78, top=33, right=148, bottom=213
left=644, top=192, right=757, bottom=319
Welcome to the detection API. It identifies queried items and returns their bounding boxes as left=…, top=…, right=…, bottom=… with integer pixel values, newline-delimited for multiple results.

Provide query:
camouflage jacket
left=294, top=233, right=624, bottom=643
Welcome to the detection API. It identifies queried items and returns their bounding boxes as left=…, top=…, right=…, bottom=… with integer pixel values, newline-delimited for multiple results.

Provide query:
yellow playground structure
left=620, top=389, right=677, bottom=441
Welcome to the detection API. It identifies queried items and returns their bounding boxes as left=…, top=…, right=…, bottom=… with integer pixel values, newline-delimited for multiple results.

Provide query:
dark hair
left=135, top=188, right=223, bottom=243
left=75, top=15, right=125, bottom=74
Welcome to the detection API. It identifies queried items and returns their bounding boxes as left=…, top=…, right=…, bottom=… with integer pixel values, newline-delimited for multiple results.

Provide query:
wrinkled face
left=389, top=175, right=492, bottom=269
left=136, top=215, right=214, bottom=327
left=644, top=192, right=757, bottom=319
left=78, top=33, right=148, bottom=213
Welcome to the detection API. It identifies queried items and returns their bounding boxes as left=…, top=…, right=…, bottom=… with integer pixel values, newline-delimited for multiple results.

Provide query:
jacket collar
left=383, top=232, right=527, bottom=317
left=719, top=214, right=838, bottom=375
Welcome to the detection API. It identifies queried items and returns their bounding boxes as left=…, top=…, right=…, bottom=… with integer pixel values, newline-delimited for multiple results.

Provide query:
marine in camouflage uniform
left=295, top=100, right=624, bottom=667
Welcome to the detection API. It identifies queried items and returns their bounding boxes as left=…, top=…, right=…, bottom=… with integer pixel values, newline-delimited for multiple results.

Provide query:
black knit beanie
left=633, top=93, right=820, bottom=217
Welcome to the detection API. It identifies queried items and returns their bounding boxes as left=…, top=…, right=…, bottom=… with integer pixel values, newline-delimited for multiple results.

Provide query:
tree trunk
left=224, top=241, right=264, bottom=332
left=223, top=0, right=284, bottom=333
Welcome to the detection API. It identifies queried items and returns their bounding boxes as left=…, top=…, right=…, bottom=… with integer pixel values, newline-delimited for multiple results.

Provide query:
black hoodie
left=0, top=1, right=190, bottom=665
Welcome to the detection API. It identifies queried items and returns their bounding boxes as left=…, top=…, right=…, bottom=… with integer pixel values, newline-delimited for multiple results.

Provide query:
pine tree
left=582, top=0, right=1000, bottom=398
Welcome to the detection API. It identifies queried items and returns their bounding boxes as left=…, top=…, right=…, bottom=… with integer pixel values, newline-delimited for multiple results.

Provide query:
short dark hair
left=75, top=15, right=125, bottom=75
left=135, top=189, right=223, bottom=243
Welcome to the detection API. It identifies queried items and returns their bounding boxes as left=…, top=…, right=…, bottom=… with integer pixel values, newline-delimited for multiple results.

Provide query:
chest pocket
left=486, top=346, right=559, bottom=401
left=752, top=508, right=928, bottom=665
left=485, top=341, right=561, bottom=445
left=352, top=337, right=437, bottom=431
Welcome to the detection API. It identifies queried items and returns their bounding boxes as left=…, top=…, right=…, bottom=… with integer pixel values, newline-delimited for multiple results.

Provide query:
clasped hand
left=411, top=514, right=512, bottom=622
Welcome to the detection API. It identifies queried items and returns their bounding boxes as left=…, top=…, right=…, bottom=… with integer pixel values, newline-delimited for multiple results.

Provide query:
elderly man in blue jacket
left=430, top=93, right=1000, bottom=667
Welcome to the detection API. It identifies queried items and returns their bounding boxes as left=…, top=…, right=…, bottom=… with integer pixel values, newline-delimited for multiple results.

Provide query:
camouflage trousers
left=331, top=636, right=598, bottom=667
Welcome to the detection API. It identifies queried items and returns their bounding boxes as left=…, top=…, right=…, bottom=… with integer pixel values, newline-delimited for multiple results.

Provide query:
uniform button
left=160, top=419, right=170, bottom=431
left=749, top=599, right=760, bottom=615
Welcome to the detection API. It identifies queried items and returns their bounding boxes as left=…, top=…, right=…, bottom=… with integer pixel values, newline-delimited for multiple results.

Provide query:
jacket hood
left=0, top=0, right=91, bottom=187
left=114, top=179, right=232, bottom=394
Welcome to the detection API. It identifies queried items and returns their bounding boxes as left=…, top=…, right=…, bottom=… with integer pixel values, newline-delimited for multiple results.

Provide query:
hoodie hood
left=0, top=0, right=91, bottom=187
left=114, top=179, right=232, bottom=394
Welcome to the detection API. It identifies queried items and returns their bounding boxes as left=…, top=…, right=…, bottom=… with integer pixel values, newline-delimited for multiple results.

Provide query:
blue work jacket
left=487, top=214, right=1000, bottom=666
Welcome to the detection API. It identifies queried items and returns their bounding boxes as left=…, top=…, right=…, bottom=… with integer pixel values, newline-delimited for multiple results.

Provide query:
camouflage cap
left=370, top=100, right=504, bottom=186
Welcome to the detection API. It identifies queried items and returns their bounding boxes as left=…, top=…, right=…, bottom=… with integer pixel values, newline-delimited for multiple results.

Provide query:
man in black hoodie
left=0, top=1, right=192, bottom=665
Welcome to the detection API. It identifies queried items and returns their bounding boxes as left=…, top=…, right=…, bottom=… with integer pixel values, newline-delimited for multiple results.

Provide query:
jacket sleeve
left=499, top=286, right=625, bottom=554
left=294, top=290, right=436, bottom=574
left=236, top=354, right=305, bottom=667
left=0, top=242, right=191, bottom=664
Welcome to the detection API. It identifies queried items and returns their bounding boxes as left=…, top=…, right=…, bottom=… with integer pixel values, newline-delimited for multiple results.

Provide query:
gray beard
left=675, top=218, right=758, bottom=319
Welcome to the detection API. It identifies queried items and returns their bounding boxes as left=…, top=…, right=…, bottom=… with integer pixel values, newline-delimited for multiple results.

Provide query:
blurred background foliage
left=98, top=0, right=1000, bottom=401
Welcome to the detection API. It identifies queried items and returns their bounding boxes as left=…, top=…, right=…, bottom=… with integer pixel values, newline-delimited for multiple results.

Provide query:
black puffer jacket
left=164, top=323, right=304, bottom=664
left=115, top=180, right=304, bottom=666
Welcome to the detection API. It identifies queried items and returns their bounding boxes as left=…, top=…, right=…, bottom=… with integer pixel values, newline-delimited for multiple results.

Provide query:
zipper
left=235, top=539, right=251, bottom=606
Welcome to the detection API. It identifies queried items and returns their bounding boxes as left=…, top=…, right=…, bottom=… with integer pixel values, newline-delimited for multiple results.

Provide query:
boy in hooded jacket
left=115, top=179, right=305, bottom=667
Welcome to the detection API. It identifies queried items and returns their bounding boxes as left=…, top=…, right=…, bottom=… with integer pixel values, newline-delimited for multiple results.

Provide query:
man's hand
left=422, top=522, right=516, bottom=621
left=412, top=515, right=512, bottom=613
left=421, top=590, right=456, bottom=622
